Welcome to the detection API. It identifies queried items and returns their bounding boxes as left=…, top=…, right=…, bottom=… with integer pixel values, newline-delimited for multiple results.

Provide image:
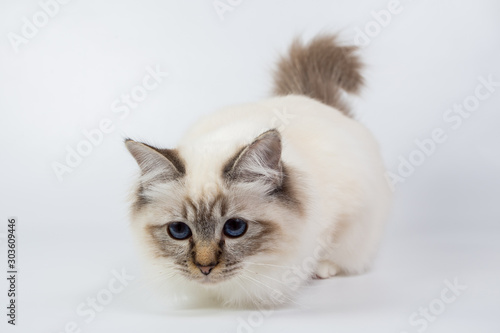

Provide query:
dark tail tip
left=273, top=34, right=364, bottom=116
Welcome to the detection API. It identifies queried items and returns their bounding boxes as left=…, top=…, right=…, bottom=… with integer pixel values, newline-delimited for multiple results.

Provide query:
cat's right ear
left=224, top=129, right=283, bottom=188
left=125, top=139, right=185, bottom=181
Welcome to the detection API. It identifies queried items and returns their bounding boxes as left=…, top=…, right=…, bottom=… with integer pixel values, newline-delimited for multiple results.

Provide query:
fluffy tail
left=272, top=35, right=363, bottom=117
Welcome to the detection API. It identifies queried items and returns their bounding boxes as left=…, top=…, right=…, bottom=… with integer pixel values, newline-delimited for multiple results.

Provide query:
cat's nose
left=195, top=263, right=217, bottom=275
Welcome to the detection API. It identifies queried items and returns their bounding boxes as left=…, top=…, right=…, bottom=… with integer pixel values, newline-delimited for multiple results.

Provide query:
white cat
left=125, top=35, right=391, bottom=308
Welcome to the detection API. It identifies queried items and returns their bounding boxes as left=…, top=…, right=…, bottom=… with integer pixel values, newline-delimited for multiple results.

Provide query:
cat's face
left=126, top=130, right=304, bottom=287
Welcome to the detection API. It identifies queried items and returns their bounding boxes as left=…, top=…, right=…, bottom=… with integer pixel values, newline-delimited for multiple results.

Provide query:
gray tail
left=272, top=34, right=363, bottom=117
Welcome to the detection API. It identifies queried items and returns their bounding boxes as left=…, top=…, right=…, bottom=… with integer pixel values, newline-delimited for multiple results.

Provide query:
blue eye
left=167, top=222, right=192, bottom=240
left=223, top=218, right=248, bottom=238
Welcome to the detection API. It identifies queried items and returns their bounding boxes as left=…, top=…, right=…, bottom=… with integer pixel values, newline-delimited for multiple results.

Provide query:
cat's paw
left=314, top=261, right=339, bottom=279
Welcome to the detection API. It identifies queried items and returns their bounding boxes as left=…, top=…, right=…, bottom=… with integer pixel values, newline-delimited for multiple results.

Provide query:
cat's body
left=126, top=35, right=391, bottom=307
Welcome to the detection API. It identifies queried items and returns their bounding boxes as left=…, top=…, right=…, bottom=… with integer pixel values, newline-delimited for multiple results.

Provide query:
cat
left=125, top=34, right=391, bottom=308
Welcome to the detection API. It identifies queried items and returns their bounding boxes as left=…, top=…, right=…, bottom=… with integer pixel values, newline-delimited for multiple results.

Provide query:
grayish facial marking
left=145, top=190, right=285, bottom=283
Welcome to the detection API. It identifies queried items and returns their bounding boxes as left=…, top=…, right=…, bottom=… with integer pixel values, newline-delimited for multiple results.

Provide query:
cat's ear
left=225, top=129, right=283, bottom=188
left=125, top=139, right=185, bottom=181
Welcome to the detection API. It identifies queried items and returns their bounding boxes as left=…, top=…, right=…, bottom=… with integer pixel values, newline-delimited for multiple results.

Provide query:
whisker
left=240, top=274, right=300, bottom=307
left=233, top=276, right=254, bottom=299
left=242, top=261, right=295, bottom=269
left=242, top=268, right=291, bottom=287
left=234, top=276, right=267, bottom=307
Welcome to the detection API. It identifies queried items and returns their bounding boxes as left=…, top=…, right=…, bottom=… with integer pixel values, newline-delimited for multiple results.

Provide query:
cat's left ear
left=125, top=139, right=185, bottom=181
left=224, top=129, right=283, bottom=188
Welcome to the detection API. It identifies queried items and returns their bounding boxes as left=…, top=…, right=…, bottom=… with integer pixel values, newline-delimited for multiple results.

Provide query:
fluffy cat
left=125, top=35, right=391, bottom=308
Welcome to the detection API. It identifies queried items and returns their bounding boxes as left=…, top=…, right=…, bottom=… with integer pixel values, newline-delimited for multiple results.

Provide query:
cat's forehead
left=177, top=147, right=230, bottom=221
left=184, top=172, right=223, bottom=200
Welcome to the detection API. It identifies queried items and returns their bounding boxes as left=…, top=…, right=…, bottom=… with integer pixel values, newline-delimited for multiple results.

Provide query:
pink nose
left=196, top=264, right=216, bottom=275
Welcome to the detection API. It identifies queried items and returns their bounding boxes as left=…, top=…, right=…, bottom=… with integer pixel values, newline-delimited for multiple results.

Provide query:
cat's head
left=125, top=129, right=308, bottom=304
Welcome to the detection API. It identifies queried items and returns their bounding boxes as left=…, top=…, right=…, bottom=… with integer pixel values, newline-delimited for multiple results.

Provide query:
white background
left=1, top=0, right=499, bottom=332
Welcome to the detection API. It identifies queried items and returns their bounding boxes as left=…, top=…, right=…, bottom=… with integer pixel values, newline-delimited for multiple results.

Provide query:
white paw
left=315, top=261, right=339, bottom=279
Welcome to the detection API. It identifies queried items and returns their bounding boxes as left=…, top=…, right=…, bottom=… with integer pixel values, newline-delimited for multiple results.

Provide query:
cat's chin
left=197, top=280, right=220, bottom=287
left=195, top=275, right=234, bottom=287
